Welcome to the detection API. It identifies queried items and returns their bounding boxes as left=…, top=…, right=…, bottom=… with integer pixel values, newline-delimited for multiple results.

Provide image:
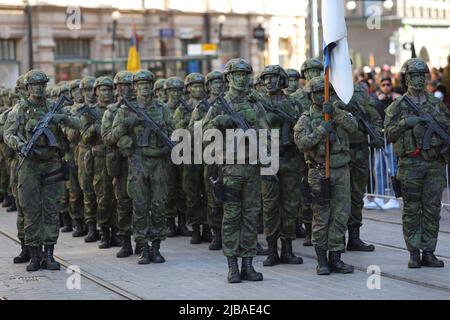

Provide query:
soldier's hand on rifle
left=17, top=142, right=26, bottom=156
left=401, top=116, right=429, bottom=128
left=320, top=120, right=334, bottom=135
left=52, top=114, right=68, bottom=125
left=212, top=114, right=232, bottom=128
left=323, top=101, right=334, bottom=116
left=124, top=115, right=139, bottom=128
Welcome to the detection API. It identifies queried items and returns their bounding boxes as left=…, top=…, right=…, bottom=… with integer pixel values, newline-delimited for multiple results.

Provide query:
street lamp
left=383, top=0, right=394, bottom=10
left=111, top=10, right=121, bottom=73
left=346, top=1, right=357, bottom=11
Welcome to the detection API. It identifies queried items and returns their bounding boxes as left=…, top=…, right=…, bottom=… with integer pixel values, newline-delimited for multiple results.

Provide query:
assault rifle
left=17, top=95, right=73, bottom=171
left=403, top=95, right=450, bottom=154
left=122, top=97, right=175, bottom=149
left=211, top=93, right=251, bottom=131
left=351, top=107, right=385, bottom=149
left=175, top=98, right=193, bottom=114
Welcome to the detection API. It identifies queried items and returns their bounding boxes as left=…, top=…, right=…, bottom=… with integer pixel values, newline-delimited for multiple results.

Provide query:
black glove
left=323, top=102, right=334, bottom=116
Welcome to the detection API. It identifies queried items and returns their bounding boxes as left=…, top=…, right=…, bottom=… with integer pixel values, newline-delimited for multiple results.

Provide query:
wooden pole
left=324, top=65, right=330, bottom=178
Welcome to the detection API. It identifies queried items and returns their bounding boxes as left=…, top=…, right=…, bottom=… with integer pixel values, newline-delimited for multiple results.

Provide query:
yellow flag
left=127, top=23, right=141, bottom=72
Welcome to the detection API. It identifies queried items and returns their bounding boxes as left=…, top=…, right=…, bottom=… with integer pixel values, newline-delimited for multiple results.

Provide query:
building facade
left=0, top=0, right=308, bottom=87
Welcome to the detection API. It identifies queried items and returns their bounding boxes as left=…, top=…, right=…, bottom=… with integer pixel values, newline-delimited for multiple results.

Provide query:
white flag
left=322, top=0, right=354, bottom=104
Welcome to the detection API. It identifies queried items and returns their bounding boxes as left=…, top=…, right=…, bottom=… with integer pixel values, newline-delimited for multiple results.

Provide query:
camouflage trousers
left=18, top=159, right=65, bottom=247
left=183, top=164, right=207, bottom=225
left=9, top=157, right=24, bottom=241
left=204, top=164, right=223, bottom=229
left=348, top=145, right=369, bottom=228
left=113, top=157, right=132, bottom=236
left=222, top=165, right=260, bottom=258
left=93, top=154, right=115, bottom=228
left=127, top=153, right=168, bottom=245
left=262, top=155, right=301, bottom=242
left=166, top=163, right=187, bottom=219
left=298, top=156, right=313, bottom=224
left=0, top=153, right=10, bottom=196
left=309, top=165, right=351, bottom=252
left=397, top=157, right=446, bottom=252
left=78, top=146, right=97, bottom=224
left=67, top=158, right=84, bottom=221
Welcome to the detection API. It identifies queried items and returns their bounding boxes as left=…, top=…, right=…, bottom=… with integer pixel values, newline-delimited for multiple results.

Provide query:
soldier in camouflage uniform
left=4, top=70, right=81, bottom=272
left=111, top=69, right=173, bottom=265
left=258, top=65, right=303, bottom=267
left=285, top=69, right=301, bottom=95
left=202, top=71, right=225, bottom=250
left=0, top=89, right=14, bottom=210
left=164, top=77, right=191, bottom=238
left=294, top=76, right=357, bottom=275
left=89, top=77, right=119, bottom=249
left=203, top=59, right=269, bottom=283
left=64, top=79, right=87, bottom=237
left=77, top=76, right=100, bottom=243
left=292, top=58, right=323, bottom=246
left=341, top=83, right=383, bottom=252
left=175, top=73, right=210, bottom=244
left=154, top=79, right=168, bottom=104
left=385, top=58, right=450, bottom=268
left=101, top=71, right=134, bottom=258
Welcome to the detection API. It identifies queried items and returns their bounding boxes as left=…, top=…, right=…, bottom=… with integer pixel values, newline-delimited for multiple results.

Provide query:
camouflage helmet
left=400, top=58, right=429, bottom=74
left=184, top=73, right=205, bottom=87
left=286, top=68, right=301, bottom=80
left=57, top=81, right=71, bottom=96
left=80, top=76, right=96, bottom=89
left=255, top=73, right=263, bottom=86
left=304, top=76, right=325, bottom=94
left=260, top=65, right=289, bottom=89
left=16, top=74, right=27, bottom=90
left=223, top=58, right=253, bottom=75
left=206, top=71, right=224, bottom=84
left=164, top=77, right=184, bottom=90
left=132, top=69, right=155, bottom=83
left=300, top=58, right=323, bottom=78
left=114, top=71, right=133, bottom=86
left=24, top=70, right=50, bottom=86
left=154, top=79, right=166, bottom=91
left=93, top=76, right=114, bottom=90
left=69, top=79, right=81, bottom=91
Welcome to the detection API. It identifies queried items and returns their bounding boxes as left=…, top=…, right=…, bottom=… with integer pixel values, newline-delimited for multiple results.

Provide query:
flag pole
left=324, top=58, right=331, bottom=179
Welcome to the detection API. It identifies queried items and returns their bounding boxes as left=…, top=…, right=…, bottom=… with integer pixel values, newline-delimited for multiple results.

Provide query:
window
left=221, top=38, right=241, bottom=64
left=116, top=38, right=132, bottom=58
left=0, top=39, right=16, bottom=61
left=278, top=37, right=292, bottom=70
left=55, top=39, right=90, bottom=60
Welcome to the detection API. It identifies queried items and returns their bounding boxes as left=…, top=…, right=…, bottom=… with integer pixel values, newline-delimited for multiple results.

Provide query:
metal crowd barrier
left=363, top=134, right=450, bottom=212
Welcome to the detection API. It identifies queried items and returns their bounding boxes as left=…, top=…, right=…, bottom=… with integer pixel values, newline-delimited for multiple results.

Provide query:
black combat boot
left=263, top=238, right=280, bottom=266
left=26, top=246, right=41, bottom=272
left=116, top=235, right=133, bottom=258
left=408, top=250, right=421, bottom=268
left=6, top=196, right=17, bottom=212
left=137, top=243, right=151, bottom=265
left=303, top=223, right=312, bottom=246
left=241, top=257, right=263, bottom=281
left=135, top=242, right=144, bottom=255
left=41, top=245, right=60, bottom=271
left=346, top=226, right=375, bottom=252
left=98, top=227, right=111, bottom=249
left=257, top=242, right=270, bottom=255
left=227, top=256, right=241, bottom=283
left=2, top=195, right=12, bottom=208
left=421, top=251, right=444, bottom=268
left=296, top=222, right=306, bottom=238
left=84, top=222, right=98, bottom=243
left=166, top=218, right=177, bottom=237
left=177, top=213, right=192, bottom=237
left=314, top=246, right=330, bottom=275
left=60, top=212, right=73, bottom=233
left=72, top=219, right=87, bottom=237
left=150, top=240, right=165, bottom=263
left=328, top=251, right=354, bottom=274
left=280, top=239, right=303, bottom=264
left=110, top=227, right=121, bottom=247
left=209, top=227, right=222, bottom=250
left=201, top=224, right=213, bottom=243
left=13, top=241, right=31, bottom=264
left=190, top=224, right=202, bottom=244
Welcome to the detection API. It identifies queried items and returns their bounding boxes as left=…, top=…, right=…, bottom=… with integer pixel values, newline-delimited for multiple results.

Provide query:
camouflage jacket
left=294, top=103, right=358, bottom=168
left=384, top=93, right=450, bottom=162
